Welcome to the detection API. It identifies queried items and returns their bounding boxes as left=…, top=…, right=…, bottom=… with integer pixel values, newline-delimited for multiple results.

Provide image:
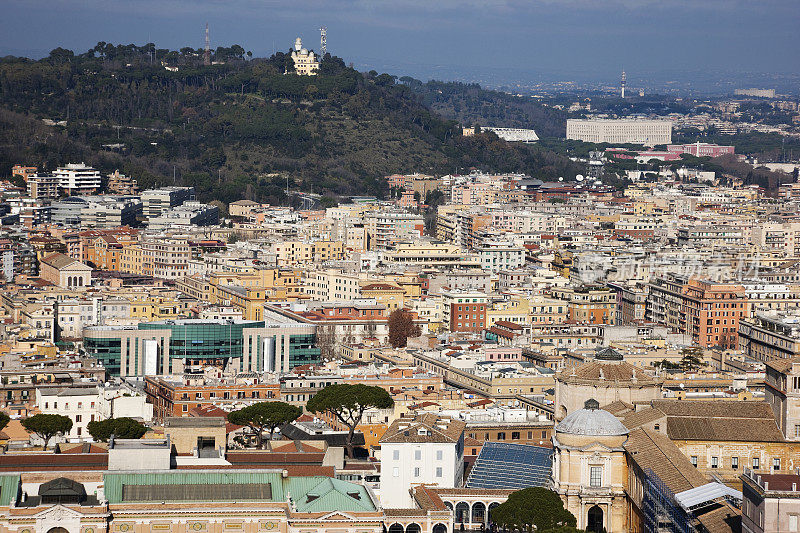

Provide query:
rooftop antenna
left=319, top=27, right=327, bottom=56
left=621, top=69, right=626, bottom=99
left=204, top=23, right=211, bottom=66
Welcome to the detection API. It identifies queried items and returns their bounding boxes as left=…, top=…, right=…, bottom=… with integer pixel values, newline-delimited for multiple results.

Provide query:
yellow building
left=553, top=399, right=629, bottom=532
left=360, top=282, right=406, bottom=312
left=128, top=292, right=193, bottom=321
left=620, top=399, right=800, bottom=489
left=487, top=295, right=567, bottom=327
left=273, top=240, right=344, bottom=265
left=290, top=37, right=319, bottom=75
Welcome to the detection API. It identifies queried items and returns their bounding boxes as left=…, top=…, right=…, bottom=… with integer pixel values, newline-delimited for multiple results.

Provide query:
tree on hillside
left=87, top=417, right=147, bottom=442
left=228, top=401, right=302, bottom=449
left=22, top=414, right=73, bottom=449
left=388, top=309, right=421, bottom=348
left=306, top=384, right=393, bottom=457
left=490, top=487, right=577, bottom=532
left=0, top=412, right=9, bottom=433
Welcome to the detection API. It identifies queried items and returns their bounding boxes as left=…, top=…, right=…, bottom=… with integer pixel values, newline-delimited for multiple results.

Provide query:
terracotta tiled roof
left=765, top=357, right=799, bottom=373
left=624, top=428, right=706, bottom=494
left=557, top=360, right=659, bottom=384
left=601, top=400, right=635, bottom=416
left=632, top=400, right=786, bottom=443
left=380, top=413, right=465, bottom=444
left=694, top=503, right=742, bottom=533
left=621, top=407, right=666, bottom=430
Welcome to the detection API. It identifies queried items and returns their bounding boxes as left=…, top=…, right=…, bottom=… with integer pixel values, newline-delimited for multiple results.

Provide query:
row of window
left=690, top=455, right=780, bottom=470
left=44, top=401, right=95, bottom=410
left=392, top=449, right=445, bottom=461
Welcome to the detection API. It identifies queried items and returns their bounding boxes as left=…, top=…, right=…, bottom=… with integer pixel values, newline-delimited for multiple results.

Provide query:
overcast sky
left=2, top=0, right=798, bottom=83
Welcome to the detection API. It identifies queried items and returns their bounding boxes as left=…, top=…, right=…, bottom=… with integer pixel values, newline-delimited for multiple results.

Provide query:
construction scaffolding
left=642, top=468, right=693, bottom=533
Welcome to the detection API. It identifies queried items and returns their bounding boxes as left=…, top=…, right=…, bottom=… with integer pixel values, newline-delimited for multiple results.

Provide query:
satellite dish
left=576, top=174, right=584, bottom=182
left=558, top=177, right=564, bottom=182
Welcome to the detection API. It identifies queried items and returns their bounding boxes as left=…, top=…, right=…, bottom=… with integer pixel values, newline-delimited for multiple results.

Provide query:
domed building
left=554, top=347, right=662, bottom=421
left=552, top=398, right=629, bottom=533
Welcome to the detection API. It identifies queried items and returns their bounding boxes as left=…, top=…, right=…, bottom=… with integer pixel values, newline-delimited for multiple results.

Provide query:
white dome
left=555, top=399, right=628, bottom=436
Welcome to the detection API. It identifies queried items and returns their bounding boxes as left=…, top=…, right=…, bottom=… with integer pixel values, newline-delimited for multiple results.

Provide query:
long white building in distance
left=566, top=118, right=672, bottom=146
left=483, top=127, right=539, bottom=143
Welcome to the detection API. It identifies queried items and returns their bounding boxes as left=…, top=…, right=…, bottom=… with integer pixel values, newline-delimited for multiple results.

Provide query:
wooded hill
left=0, top=44, right=580, bottom=204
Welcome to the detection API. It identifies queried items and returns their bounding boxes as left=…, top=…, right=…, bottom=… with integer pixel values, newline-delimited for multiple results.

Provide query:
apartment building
left=379, top=414, right=466, bottom=508
left=442, top=290, right=488, bottom=333
left=566, top=119, right=672, bottom=145
left=364, top=212, right=424, bottom=251
left=54, top=162, right=102, bottom=195
left=739, top=311, right=800, bottom=362
left=682, top=278, right=749, bottom=349
left=550, top=286, right=616, bottom=325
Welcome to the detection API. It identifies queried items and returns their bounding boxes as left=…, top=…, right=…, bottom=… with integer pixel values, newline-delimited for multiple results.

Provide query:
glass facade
left=85, top=321, right=321, bottom=376
left=85, top=336, right=122, bottom=375
left=288, top=334, right=321, bottom=367
left=139, top=320, right=264, bottom=362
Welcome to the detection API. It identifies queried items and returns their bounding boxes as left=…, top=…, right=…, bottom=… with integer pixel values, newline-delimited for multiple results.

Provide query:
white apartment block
left=566, top=119, right=672, bottom=146
left=304, top=269, right=365, bottom=301
left=36, top=388, right=102, bottom=442
left=54, top=162, right=102, bottom=195
left=379, top=414, right=465, bottom=508
left=477, top=244, right=526, bottom=273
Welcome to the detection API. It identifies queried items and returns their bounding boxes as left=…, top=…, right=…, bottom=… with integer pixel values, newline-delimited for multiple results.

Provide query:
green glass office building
left=84, top=319, right=321, bottom=377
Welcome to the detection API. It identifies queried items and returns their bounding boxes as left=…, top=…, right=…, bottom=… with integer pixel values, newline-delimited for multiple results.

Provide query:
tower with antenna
left=319, top=27, right=327, bottom=56
left=204, top=23, right=211, bottom=66
left=621, top=69, right=626, bottom=99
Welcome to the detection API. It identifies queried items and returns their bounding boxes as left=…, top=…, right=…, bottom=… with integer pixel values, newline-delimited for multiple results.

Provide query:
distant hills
left=0, top=44, right=581, bottom=204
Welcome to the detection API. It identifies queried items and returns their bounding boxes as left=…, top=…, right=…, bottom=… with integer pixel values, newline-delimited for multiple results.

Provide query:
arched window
left=444, top=501, right=454, bottom=511
left=472, top=502, right=486, bottom=524
left=432, top=524, right=447, bottom=533
left=388, top=524, right=404, bottom=533
left=587, top=505, right=604, bottom=533
left=455, top=502, right=470, bottom=523
left=406, top=524, right=421, bottom=533
left=487, top=502, right=500, bottom=525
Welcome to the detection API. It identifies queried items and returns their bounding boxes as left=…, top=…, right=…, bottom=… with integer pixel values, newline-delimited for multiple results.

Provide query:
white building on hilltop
left=566, top=119, right=672, bottom=146
left=291, top=37, right=319, bottom=76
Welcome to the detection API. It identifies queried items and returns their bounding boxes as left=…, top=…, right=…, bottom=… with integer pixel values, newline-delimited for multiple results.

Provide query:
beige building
left=554, top=347, right=663, bottom=421
left=228, top=199, right=262, bottom=218
left=620, top=399, right=800, bottom=488
left=552, top=398, right=629, bottom=532
left=39, top=252, right=92, bottom=289
left=164, top=416, right=227, bottom=455
left=765, top=357, right=800, bottom=440
left=291, top=37, right=319, bottom=75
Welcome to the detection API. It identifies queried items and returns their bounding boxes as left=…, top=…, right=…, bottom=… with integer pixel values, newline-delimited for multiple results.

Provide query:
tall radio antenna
left=319, top=27, right=327, bottom=56
left=204, top=23, right=211, bottom=66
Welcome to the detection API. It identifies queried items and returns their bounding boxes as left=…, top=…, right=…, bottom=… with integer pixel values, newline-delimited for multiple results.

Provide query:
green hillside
left=0, top=43, right=581, bottom=203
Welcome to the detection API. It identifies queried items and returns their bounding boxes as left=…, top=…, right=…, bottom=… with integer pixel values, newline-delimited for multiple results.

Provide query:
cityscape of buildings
left=0, top=26, right=800, bottom=533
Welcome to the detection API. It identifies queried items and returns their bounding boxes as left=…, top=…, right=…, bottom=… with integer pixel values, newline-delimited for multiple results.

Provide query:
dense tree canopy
left=490, top=487, right=577, bottom=532
left=22, top=414, right=73, bottom=449
left=306, top=384, right=393, bottom=457
left=228, top=401, right=302, bottom=448
left=86, top=417, right=147, bottom=441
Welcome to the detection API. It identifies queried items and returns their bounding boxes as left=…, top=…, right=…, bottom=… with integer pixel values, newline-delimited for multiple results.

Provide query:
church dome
left=555, top=399, right=629, bottom=436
